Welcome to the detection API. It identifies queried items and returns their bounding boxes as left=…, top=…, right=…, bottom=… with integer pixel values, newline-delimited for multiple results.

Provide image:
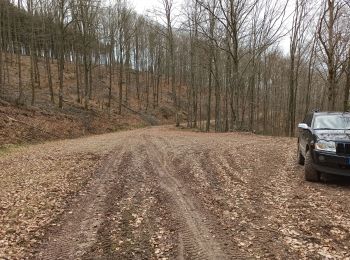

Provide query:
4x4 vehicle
left=297, top=111, right=350, bottom=182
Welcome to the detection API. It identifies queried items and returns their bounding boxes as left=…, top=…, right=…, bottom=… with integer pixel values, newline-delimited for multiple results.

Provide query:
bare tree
left=101, top=4, right=117, bottom=113
left=162, top=0, right=179, bottom=125
left=286, top=0, right=307, bottom=136
left=0, top=3, right=3, bottom=95
left=73, top=0, right=100, bottom=110
left=318, top=0, right=348, bottom=110
left=345, top=46, right=350, bottom=111
left=1, top=0, right=349, bottom=136
left=55, top=0, right=72, bottom=108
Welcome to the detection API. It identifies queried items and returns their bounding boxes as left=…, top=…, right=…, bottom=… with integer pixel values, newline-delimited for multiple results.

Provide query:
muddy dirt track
left=2, top=126, right=350, bottom=259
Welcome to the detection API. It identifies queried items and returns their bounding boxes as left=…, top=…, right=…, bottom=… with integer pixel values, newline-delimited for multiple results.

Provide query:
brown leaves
left=2, top=127, right=350, bottom=259
left=0, top=135, right=117, bottom=259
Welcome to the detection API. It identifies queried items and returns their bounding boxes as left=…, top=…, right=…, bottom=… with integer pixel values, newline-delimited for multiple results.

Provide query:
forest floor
left=0, top=54, right=179, bottom=147
left=0, top=100, right=150, bottom=147
left=1, top=126, right=350, bottom=260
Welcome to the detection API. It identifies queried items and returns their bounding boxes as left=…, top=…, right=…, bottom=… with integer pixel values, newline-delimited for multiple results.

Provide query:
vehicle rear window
left=313, top=115, right=350, bottom=130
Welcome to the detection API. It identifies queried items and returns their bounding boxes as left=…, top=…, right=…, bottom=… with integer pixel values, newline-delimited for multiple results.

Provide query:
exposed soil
left=1, top=126, right=350, bottom=259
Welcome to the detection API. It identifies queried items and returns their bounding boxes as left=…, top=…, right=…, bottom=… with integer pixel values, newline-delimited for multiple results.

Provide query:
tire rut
left=26, top=127, right=350, bottom=260
left=33, top=144, right=127, bottom=260
left=145, top=134, right=230, bottom=260
left=83, top=151, right=149, bottom=260
left=83, top=139, right=178, bottom=260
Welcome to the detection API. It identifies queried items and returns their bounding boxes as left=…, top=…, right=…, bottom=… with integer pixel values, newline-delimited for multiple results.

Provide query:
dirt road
left=1, top=126, right=350, bottom=259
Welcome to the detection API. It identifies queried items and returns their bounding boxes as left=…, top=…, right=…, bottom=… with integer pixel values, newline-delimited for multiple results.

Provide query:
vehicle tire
left=297, top=147, right=305, bottom=165
left=304, top=151, right=320, bottom=182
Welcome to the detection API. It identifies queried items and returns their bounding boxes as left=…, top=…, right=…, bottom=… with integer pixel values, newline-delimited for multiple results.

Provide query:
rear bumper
left=312, top=150, right=350, bottom=176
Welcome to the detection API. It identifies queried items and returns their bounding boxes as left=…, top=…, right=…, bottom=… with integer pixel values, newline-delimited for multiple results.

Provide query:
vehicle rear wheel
left=297, top=147, right=305, bottom=165
left=304, top=151, right=320, bottom=182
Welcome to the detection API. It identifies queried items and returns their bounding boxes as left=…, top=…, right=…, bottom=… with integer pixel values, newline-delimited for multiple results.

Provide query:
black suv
left=297, top=111, right=350, bottom=182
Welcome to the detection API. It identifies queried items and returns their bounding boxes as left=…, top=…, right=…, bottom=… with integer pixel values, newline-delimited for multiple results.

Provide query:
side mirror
left=298, top=123, right=309, bottom=130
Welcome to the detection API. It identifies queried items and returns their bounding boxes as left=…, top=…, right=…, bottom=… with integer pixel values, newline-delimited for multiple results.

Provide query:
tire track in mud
left=145, top=134, right=236, bottom=260
left=34, top=143, right=127, bottom=260
left=199, top=139, right=296, bottom=258
left=83, top=139, right=179, bottom=260
left=148, top=134, right=251, bottom=258
left=150, top=133, right=299, bottom=258
left=83, top=151, right=136, bottom=259
left=29, top=127, right=350, bottom=259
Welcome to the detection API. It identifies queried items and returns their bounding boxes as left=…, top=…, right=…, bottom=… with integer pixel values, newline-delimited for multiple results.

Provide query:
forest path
left=2, top=126, right=350, bottom=259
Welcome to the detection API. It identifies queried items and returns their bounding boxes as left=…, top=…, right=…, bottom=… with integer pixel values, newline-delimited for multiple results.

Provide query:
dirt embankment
left=1, top=126, right=350, bottom=259
left=0, top=98, right=176, bottom=147
left=0, top=48, right=188, bottom=148
left=0, top=53, right=178, bottom=147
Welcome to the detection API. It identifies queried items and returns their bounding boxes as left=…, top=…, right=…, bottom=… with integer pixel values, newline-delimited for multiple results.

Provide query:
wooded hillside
left=0, top=0, right=349, bottom=138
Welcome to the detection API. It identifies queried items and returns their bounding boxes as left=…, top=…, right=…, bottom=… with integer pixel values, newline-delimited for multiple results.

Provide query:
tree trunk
left=190, top=33, right=197, bottom=128
left=30, top=13, right=36, bottom=106
left=304, top=32, right=317, bottom=115
left=214, top=53, right=221, bottom=132
left=206, top=62, right=212, bottom=132
left=134, top=34, right=140, bottom=108
left=44, top=35, right=55, bottom=104
left=118, top=32, right=123, bottom=115
left=83, top=51, right=89, bottom=110
left=125, top=41, right=131, bottom=106
left=0, top=8, right=3, bottom=96
left=249, top=57, right=256, bottom=132
left=344, top=48, right=350, bottom=111
left=89, top=56, right=93, bottom=100
left=16, top=28, right=24, bottom=105
left=75, top=52, right=81, bottom=103
left=58, top=6, right=65, bottom=109
left=108, top=39, right=114, bottom=113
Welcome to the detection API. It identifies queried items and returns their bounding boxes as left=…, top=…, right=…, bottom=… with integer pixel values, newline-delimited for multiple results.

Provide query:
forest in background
left=0, top=0, right=349, bottom=137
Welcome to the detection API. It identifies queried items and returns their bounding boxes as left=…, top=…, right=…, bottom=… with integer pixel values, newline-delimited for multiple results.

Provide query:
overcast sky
left=130, top=0, right=162, bottom=14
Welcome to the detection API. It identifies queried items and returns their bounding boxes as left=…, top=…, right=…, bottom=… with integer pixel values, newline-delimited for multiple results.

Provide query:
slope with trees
left=0, top=0, right=349, bottom=141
